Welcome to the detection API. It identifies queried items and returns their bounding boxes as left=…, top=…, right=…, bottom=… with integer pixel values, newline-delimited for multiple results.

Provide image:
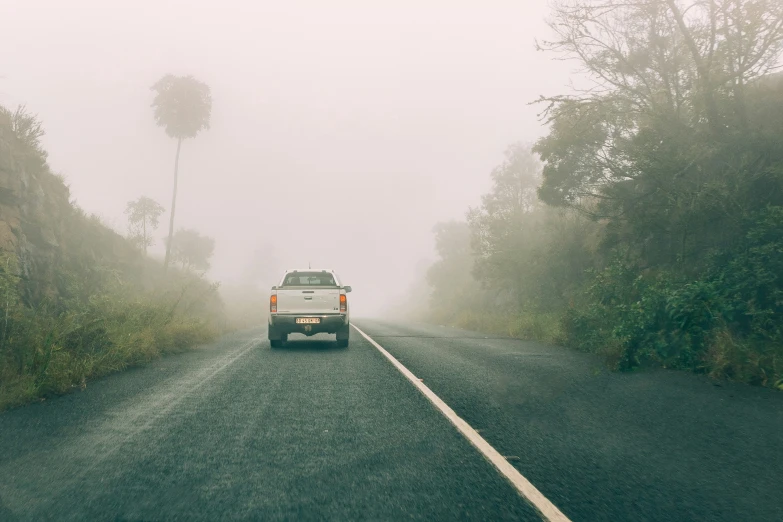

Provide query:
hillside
left=0, top=106, right=226, bottom=410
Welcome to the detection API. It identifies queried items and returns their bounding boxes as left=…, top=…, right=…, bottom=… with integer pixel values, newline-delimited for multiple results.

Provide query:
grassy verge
left=0, top=280, right=220, bottom=412
left=704, top=329, right=783, bottom=389
left=428, top=308, right=564, bottom=345
left=427, top=306, right=783, bottom=390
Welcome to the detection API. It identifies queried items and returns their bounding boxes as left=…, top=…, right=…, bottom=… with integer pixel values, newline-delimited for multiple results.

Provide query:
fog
left=1, top=0, right=570, bottom=315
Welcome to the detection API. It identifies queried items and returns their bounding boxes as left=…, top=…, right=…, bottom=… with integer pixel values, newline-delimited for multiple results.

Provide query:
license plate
left=296, top=318, right=321, bottom=324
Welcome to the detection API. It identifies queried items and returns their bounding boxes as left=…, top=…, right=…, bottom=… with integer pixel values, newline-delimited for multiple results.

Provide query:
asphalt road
left=1, top=320, right=782, bottom=521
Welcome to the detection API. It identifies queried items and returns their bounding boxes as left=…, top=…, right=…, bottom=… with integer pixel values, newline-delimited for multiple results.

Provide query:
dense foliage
left=425, top=0, right=783, bottom=388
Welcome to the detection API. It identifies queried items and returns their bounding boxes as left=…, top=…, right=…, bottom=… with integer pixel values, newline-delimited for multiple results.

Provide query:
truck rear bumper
left=269, top=314, right=348, bottom=337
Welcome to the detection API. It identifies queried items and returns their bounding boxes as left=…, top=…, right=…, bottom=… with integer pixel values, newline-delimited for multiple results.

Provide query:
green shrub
left=0, top=281, right=220, bottom=411
left=507, top=312, right=563, bottom=344
left=562, top=207, right=783, bottom=386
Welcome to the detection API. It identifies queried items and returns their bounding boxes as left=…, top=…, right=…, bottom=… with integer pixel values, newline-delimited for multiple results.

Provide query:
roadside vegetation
left=0, top=262, right=222, bottom=411
left=424, top=0, right=783, bottom=389
left=0, top=74, right=259, bottom=411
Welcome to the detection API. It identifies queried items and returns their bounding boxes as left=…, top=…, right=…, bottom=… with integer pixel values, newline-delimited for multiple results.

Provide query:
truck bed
left=275, top=287, right=341, bottom=315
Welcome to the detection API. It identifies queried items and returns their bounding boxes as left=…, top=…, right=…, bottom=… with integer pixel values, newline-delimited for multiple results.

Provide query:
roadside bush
left=563, top=206, right=783, bottom=385
left=564, top=264, right=720, bottom=370
left=0, top=278, right=220, bottom=411
left=423, top=204, right=783, bottom=388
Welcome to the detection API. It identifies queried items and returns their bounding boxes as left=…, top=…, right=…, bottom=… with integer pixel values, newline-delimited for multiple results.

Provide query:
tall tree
left=125, top=196, right=165, bottom=254
left=534, top=0, right=783, bottom=269
left=150, top=74, right=212, bottom=271
left=467, top=143, right=543, bottom=300
left=168, top=228, right=215, bottom=272
left=466, top=143, right=597, bottom=309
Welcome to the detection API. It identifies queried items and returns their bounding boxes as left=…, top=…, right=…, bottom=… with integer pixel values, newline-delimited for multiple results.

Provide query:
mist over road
left=1, top=322, right=781, bottom=521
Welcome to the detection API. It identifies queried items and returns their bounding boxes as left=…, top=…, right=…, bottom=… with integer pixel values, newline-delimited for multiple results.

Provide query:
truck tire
left=269, top=327, right=285, bottom=348
left=336, top=325, right=349, bottom=348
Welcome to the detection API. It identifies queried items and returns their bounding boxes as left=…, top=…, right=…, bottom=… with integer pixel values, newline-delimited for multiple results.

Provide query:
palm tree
left=150, top=74, right=212, bottom=271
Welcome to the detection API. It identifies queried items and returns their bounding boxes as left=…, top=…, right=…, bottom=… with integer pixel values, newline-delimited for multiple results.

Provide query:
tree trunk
left=163, top=137, right=182, bottom=272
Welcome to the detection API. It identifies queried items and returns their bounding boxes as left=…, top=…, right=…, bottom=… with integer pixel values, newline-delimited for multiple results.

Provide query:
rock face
left=0, top=111, right=142, bottom=306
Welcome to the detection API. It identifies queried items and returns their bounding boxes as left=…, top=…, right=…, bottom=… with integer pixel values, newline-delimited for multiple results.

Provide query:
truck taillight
left=270, top=294, right=277, bottom=313
left=340, top=294, right=347, bottom=313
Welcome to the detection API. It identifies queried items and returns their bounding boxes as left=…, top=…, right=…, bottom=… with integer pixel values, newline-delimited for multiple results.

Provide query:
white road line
left=352, top=324, right=571, bottom=522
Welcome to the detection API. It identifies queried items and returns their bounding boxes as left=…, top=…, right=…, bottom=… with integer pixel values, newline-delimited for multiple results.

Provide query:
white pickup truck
left=268, top=269, right=352, bottom=348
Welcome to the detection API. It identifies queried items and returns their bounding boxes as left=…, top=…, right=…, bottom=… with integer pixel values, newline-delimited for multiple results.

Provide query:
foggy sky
left=1, top=0, right=571, bottom=315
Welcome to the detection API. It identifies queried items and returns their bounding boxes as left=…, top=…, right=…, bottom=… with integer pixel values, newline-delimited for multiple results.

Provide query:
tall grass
left=0, top=276, right=220, bottom=411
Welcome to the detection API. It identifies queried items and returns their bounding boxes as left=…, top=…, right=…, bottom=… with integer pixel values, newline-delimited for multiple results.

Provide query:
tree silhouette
left=150, top=74, right=211, bottom=271
left=125, top=196, right=165, bottom=254
left=168, top=228, right=215, bottom=272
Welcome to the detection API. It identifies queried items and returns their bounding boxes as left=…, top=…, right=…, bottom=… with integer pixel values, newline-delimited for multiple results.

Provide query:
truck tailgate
left=276, top=289, right=341, bottom=314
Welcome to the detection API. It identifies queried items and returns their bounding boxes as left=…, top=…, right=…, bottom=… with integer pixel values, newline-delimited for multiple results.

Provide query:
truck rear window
left=282, top=272, right=337, bottom=286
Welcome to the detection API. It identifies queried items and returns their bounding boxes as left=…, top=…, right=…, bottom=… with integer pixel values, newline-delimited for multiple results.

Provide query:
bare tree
left=534, top=0, right=783, bottom=209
